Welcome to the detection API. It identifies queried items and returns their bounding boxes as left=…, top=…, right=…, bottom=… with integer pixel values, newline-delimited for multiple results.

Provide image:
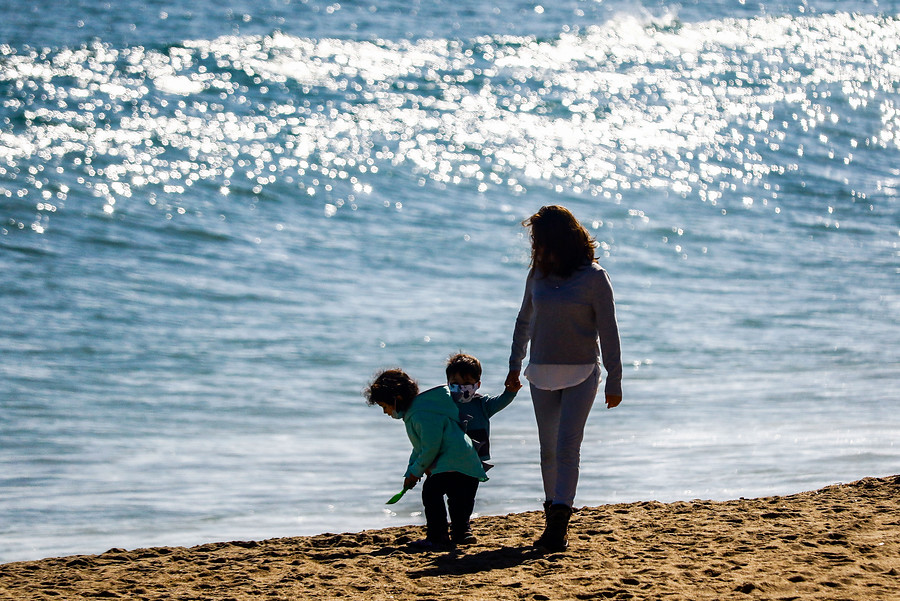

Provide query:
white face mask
left=449, top=383, right=479, bottom=403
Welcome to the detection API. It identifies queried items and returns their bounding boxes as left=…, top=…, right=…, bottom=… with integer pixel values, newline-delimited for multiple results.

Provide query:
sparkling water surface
left=1, top=0, right=898, bottom=563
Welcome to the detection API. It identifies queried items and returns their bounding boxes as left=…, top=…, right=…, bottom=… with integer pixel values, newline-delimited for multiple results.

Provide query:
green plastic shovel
left=386, top=487, right=410, bottom=505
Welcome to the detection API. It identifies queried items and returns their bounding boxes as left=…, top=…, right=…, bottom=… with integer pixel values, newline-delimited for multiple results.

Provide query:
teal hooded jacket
left=399, top=386, right=488, bottom=482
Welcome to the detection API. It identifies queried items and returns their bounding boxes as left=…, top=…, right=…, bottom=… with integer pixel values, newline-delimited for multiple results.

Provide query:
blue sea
left=1, top=0, right=898, bottom=563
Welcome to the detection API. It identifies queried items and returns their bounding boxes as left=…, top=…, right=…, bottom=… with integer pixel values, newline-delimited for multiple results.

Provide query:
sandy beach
left=2, top=475, right=898, bottom=600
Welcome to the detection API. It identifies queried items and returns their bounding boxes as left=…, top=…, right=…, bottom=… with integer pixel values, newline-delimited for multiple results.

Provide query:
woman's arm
left=509, top=271, right=535, bottom=373
left=594, top=268, right=622, bottom=398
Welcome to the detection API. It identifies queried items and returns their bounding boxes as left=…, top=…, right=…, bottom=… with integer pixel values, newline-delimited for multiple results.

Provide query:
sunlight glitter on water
left=1, top=13, right=898, bottom=236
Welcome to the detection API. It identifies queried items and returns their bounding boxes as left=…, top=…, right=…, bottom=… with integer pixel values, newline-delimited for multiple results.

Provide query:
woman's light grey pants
left=530, top=367, right=600, bottom=508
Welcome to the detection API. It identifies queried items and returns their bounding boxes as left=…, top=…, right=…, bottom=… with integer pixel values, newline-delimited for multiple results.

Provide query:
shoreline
left=2, top=475, right=899, bottom=600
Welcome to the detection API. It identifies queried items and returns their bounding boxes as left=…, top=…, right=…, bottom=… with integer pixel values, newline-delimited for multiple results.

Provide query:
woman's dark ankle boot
left=534, top=503, right=573, bottom=551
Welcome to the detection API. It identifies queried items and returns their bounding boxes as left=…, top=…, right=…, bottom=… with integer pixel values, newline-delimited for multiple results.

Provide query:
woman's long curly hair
left=525, top=205, right=597, bottom=278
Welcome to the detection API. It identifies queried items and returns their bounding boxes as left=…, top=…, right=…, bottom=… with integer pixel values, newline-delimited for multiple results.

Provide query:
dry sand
left=2, top=475, right=898, bottom=600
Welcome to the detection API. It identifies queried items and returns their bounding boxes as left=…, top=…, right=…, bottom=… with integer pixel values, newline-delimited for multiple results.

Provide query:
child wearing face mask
left=446, top=353, right=521, bottom=471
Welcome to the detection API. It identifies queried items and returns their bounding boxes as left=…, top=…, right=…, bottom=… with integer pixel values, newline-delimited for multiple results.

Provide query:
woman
left=505, top=205, right=623, bottom=551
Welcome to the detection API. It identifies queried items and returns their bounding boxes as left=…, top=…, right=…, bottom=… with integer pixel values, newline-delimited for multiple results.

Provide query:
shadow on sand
left=407, top=545, right=546, bottom=577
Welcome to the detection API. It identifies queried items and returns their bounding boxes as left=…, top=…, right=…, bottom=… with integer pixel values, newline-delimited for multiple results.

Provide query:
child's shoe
left=409, top=536, right=452, bottom=551
left=452, top=529, right=477, bottom=546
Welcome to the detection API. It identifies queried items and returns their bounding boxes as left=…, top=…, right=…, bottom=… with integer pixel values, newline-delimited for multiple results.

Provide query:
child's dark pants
left=421, top=471, right=479, bottom=541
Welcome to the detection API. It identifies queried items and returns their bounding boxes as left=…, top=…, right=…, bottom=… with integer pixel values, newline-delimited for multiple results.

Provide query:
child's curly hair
left=445, top=353, right=482, bottom=381
left=364, top=368, right=419, bottom=413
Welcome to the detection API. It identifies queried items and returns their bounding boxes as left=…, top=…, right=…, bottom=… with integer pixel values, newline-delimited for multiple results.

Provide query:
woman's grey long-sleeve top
left=509, top=263, right=622, bottom=397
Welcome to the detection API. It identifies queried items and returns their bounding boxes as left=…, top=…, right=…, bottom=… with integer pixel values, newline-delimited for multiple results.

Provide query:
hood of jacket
left=403, top=385, right=460, bottom=423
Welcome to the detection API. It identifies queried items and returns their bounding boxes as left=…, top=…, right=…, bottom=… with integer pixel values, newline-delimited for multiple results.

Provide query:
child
left=365, top=368, right=488, bottom=549
left=446, top=353, right=521, bottom=470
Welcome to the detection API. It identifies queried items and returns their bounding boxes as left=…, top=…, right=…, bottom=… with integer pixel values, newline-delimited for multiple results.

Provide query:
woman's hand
left=605, top=394, right=622, bottom=409
left=505, top=370, right=521, bottom=391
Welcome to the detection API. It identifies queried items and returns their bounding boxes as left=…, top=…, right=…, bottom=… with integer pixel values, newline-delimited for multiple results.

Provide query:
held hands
left=504, top=369, right=521, bottom=392
left=505, top=376, right=523, bottom=393
left=403, top=474, right=421, bottom=490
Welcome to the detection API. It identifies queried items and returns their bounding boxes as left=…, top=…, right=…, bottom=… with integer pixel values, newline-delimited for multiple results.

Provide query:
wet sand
left=2, top=475, right=898, bottom=600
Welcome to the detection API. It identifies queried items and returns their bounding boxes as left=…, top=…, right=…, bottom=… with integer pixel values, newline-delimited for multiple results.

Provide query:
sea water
left=1, top=0, right=898, bottom=563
